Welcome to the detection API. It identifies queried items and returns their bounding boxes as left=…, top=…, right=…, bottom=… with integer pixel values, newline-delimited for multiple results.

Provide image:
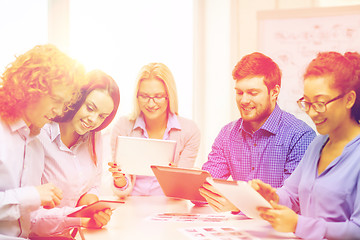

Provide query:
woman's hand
left=168, top=162, right=177, bottom=167
left=199, top=182, right=239, bottom=213
left=258, top=201, right=298, bottom=233
left=81, top=209, right=112, bottom=229
left=108, top=162, right=127, bottom=188
left=249, top=179, right=279, bottom=203
left=77, top=193, right=98, bottom=207
left=36, top=183, right=63, bottom=209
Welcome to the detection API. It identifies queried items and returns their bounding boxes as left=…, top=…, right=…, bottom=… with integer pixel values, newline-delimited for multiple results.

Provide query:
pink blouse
left=110, top=113, right=200, bottom=197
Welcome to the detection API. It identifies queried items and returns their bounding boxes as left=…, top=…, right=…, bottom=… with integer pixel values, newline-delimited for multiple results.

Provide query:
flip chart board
left=258, top=6, right=360, bottom=129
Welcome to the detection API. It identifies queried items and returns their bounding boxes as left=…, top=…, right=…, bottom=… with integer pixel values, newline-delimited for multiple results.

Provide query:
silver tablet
left=67, top=200, right=124, bottom=218
left=115, top=136, right=177, bottom=176
left=207, top=178, right=272, bottom=219
left=151, top=165, right=211, bottom=202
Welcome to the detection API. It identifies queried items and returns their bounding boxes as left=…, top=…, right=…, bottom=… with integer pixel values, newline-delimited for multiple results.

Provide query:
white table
left=81, top=196, right=299, bottom=240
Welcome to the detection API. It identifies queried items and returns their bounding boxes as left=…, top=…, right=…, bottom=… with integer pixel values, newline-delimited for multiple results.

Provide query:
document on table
left=179, top=226, right=298, bottom=240
left=146, top=213, right=230, bottom=222
left=179, top=226, right=257, bottom=240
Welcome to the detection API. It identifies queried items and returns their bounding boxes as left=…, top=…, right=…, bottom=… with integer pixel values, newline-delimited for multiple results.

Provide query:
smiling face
left=235, top=76, right=278, bottom=131
left=71, top=89, right=114, bottom=135
left=137, top=78, right=168, bottom=121
left=303, top=75, right=350, bottom=135
left=23, top=85, right=73, bottom=129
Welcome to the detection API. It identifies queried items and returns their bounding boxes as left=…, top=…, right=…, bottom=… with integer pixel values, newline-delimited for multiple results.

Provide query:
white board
left=258, top=6, right=360, bottom=130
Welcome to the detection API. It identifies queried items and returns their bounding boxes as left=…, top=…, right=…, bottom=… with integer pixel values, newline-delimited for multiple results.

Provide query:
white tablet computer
left=206, top=178, right=272, bottom=219
left=115, top=136, right=177, bottom=176
left=151, top=165, right=211, bottom=202
left=67, top=200, right=124, bottom=218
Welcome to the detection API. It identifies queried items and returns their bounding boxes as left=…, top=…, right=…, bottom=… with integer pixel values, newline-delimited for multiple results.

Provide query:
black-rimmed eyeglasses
left=137, top=94, right=168, bottom=104
left=297, top=94, right=345, bottom=113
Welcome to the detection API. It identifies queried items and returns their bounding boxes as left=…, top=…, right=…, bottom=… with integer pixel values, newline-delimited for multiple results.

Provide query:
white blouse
left=30, top=122, right=103, bottom=236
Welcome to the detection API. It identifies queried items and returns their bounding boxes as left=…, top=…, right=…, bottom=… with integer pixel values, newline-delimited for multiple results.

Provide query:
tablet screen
left=67, top=200, right=124, bottom=218
left=115, top=136, right=177, bottom=176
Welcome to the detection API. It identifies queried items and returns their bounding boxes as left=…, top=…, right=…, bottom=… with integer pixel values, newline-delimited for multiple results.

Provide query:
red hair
left=0, top=44, right=85, bottom=122
left=232, top=52, right=282, bottom=91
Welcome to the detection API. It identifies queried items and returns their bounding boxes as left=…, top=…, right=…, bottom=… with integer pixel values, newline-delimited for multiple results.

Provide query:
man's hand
left=199, top=182, right=239, bottom=212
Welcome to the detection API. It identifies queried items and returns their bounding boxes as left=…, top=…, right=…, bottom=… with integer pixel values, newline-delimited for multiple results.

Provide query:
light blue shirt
left=277, top=134, right=360, bottom=239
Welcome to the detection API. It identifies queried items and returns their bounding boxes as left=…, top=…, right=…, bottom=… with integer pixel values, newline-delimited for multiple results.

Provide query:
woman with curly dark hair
left=252, top=51, right=360, bottom=239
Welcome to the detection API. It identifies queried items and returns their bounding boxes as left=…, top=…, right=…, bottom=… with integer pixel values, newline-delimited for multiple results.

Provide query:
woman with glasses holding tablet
left=249, top=51, right=360, bottom=239
left=109, top=63, right=200, bottom=197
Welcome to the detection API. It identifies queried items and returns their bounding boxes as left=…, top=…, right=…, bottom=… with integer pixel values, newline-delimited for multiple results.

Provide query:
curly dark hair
left=304, top=51, right=360, bottom=122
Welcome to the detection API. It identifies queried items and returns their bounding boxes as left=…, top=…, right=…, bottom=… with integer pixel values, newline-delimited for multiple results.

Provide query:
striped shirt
left=202, top=104, right=316, bottom=188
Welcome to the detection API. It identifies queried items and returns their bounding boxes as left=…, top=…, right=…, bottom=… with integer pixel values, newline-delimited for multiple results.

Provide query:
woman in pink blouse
left=109, top=63, right=200, bottom=197
left=31, top=70, right=120, bottom=238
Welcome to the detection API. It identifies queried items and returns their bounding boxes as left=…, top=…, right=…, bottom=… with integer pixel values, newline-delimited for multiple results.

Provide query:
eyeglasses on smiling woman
left=297, top=94, right=345, bottom=113
left=137, top=94, right=168, bottom=104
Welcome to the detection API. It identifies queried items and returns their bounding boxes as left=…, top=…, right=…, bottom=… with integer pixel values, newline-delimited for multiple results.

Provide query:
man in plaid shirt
left=202, top=52, right=316, bottom=188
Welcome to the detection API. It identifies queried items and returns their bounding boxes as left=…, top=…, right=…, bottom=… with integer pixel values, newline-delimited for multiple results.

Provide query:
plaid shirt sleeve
left=202, top=122, right=234, bottom=179
left=284, top=129, right=317, bottom=180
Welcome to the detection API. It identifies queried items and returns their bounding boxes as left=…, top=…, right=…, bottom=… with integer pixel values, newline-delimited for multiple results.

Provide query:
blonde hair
left=129, top=63, right=178, bottom=120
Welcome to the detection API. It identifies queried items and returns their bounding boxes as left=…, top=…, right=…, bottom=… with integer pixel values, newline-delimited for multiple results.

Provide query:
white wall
left=192, top=0, right=234, bottom=167
left=193, top=0, right=360, bottom=167
left=0, top=0, right=48, bottom=73
left=2, top=0, right=360, bottom=169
